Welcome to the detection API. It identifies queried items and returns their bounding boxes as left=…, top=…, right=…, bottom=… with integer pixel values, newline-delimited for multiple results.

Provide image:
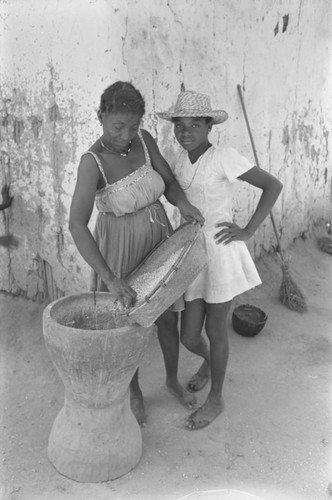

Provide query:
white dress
left=171, top=146, right=262, bottom=303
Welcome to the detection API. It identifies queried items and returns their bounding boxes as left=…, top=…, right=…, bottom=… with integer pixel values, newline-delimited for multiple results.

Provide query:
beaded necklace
left=182, top=155, right=204, bottom=191
left=100, top=138, right=132, bottom=157
left=182, top=144, right=212, bottom=190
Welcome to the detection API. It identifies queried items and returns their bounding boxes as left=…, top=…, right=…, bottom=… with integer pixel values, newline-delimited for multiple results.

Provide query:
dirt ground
left=1, top=234, right=332, bottom=500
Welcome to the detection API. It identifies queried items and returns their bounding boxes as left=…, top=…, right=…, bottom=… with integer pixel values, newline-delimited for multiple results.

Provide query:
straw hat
left=157, top=90, right=228, bottom=124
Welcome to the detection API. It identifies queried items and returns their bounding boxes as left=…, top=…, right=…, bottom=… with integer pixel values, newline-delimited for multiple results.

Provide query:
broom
left=237, top=84, right=307, bottom=313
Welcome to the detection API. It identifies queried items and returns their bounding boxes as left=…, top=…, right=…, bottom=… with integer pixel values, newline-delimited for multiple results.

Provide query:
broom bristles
left=277, top=253, right=307, bottom=313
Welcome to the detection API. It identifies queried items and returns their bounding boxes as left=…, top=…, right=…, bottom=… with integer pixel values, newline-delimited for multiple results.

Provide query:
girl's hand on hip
left=214, top=221, right=252, bottom=245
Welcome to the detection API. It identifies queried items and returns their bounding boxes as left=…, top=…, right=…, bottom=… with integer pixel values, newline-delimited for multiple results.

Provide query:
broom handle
left=236, top=84, right=282, bottom=252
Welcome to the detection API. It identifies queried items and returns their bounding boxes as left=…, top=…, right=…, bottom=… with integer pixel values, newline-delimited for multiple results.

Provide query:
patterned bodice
left=84, top=130, right=165, bottom=216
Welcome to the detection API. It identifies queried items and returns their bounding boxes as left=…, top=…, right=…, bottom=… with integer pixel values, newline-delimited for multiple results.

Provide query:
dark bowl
left=232, top=304, right=268, bottom=337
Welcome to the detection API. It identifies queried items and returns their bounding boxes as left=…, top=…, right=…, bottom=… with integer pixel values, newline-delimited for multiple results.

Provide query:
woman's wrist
left=101, top=269, right=117, bottom=288
left=175, top=196, right=189, bottom=210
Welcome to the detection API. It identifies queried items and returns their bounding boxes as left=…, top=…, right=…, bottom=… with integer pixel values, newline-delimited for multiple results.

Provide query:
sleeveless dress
left=84, top=130, right=180, bottom=310
left=171, top=146, right=262, bottom=303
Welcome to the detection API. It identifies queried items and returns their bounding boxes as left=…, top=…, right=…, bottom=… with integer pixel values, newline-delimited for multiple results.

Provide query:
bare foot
left=185, top=395, right=224, bottom=430
left=166, top=380, right=196, bottom=409
left=130, top=392, right=147, bottom=427
left=187, top=360, right=210, bottom=392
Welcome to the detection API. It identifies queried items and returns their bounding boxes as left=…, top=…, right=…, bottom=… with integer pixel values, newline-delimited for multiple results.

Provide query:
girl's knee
left=181, top=329, right=200, bottom=349
left=206, top=325, right=229, bottom=344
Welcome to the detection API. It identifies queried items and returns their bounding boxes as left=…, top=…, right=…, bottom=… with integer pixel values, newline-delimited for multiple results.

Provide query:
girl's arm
left=141, top=130, right=204, bottom=224
left=215, top=166, right=283, bottom=245
left=69, top=155, right=136, bottom=307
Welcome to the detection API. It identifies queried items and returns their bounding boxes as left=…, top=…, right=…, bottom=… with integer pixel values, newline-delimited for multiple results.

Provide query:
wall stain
left=26, top=254, right=64, bottom=302
left=268, top=130, right=272, bottom=151
left=48, top=103, right=61, bottom=122
left=55, top=225, right=64, bottom=264
left=1, top=112, right=9, bottom=128
left=282, top=14, right=289, bottom=33
left=274, top=14, right=289, bottom=36
left=13, top=118, right=24, bottom=144
left=36, top=204, right=48, bottom=241
left=310, top=144, right=320, bottom=164
left=323, top=128, right=329, bottom=159
left=297, top=120, right=313, bottom=157
left=30, top=115, right=43, bottom=139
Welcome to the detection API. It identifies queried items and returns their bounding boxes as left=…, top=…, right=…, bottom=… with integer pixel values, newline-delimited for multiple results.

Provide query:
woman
left=69, top=81, right=204, bottom=425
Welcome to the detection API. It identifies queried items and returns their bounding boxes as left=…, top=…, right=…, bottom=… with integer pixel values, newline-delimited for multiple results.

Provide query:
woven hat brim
left=157, top=110, right=228, bottom=125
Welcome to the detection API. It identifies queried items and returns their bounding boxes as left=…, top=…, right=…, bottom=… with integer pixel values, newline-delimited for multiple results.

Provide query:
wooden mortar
left=42, top=292, right=153, bottom=482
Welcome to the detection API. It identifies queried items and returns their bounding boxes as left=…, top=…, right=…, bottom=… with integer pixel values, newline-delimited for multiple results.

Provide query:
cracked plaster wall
left=0, top=0, right=331, bottom=301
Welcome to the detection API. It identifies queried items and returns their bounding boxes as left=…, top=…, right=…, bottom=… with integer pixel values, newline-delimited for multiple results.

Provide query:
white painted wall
left=0, top=0, right=331, bottom=300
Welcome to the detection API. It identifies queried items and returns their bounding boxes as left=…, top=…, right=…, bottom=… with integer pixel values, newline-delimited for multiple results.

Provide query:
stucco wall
left=0, top=0, right=331, bottom=301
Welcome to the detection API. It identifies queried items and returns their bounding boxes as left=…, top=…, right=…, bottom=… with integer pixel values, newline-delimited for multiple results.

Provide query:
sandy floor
left=1, top=235, right=332, bottom=500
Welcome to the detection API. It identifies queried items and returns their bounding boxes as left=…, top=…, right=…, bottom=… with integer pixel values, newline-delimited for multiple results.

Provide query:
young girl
left=157, top=90, right=283, bottom=430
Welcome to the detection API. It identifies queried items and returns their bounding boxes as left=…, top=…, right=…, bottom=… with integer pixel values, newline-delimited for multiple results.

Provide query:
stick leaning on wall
left=236, top=84, right=307, bottom=313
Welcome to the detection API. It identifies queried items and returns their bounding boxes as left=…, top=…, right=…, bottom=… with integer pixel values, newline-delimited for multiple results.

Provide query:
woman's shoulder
left=78, top=148, right=104, bottom=180
left=80, top=150, right=101, bottom=169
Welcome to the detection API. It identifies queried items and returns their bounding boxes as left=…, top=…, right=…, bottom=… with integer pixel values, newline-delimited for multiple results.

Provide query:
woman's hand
left=178, top=199, right=205, bottom=225
left=214, top=221, right=252, bottom=245
left=106, top=276, right=137, bottom=310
